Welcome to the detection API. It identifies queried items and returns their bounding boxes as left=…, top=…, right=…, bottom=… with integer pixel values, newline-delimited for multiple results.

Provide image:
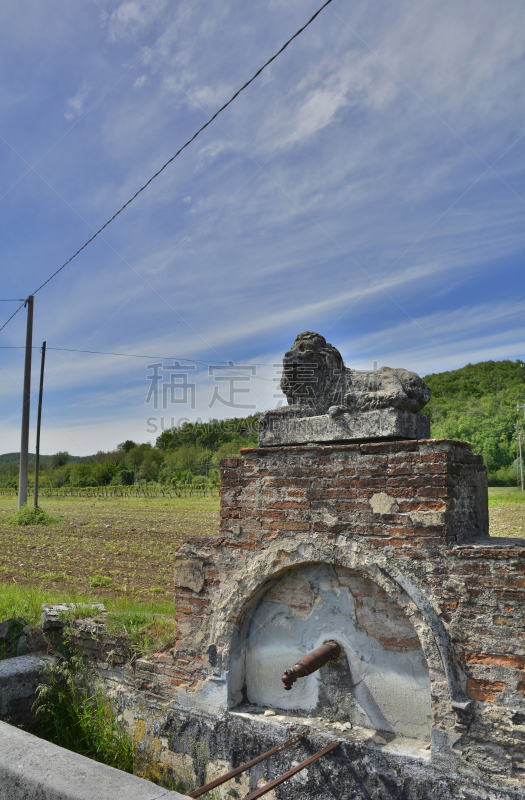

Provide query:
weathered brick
left=466, top=687, right=496, bottom=703
left=461, top=653, right=525, bottom=669
left=466, top=678, right=507, bottom=692
left=262, top=521, right=309, bottom=531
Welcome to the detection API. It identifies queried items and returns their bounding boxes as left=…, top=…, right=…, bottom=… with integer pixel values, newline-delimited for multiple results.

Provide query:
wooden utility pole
left=518, top=405, right=525, bottom=492
left=18, top=295, right=34, bottom=509
left=34, top=341, right=46, bottom=507
left=517, top=426, right=524, bottom=493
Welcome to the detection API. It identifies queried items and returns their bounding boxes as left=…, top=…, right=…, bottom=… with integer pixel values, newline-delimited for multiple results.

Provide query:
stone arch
left=206, top=537, right=468, bottom=737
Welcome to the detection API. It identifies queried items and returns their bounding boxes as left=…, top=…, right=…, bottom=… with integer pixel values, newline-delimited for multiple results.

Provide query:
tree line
left=1, top=360, right=523, bottom=489
left=0, top=415, right=259, bottom=489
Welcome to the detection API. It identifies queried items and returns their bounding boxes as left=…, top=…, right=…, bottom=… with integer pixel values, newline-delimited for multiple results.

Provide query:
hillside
left=0, top=453, right=91, bottom=468
left=421, top=359, right=525, bottom=485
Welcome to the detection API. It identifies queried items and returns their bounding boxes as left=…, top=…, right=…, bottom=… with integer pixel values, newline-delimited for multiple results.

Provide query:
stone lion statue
left=279, top=331, right=430, bottom=416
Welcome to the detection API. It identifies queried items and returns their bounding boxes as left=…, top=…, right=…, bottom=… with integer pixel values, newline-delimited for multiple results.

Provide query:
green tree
left=125, top=447, right=144, bottom=470
left=91, top=462, right=118, bottom=486
left=422, top=359, right=525, bottom=485
left=118, top=440, right=137, bottom=453
left=69, top=464, right=92, bottom=487
left=139, top=457, right=159, bottom=484
left=50, top=451, right=70, bottom=468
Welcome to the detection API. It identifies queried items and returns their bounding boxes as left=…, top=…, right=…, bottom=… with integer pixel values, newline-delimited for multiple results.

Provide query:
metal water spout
left=282, top=641, right=341, bottom=690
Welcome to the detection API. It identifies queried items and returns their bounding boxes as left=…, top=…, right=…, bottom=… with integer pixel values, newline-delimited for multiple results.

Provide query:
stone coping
left=236, top=438, right=473, bottom=457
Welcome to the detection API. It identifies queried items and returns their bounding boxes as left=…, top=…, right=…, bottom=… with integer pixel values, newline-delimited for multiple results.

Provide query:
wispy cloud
left=0, top=0, right=523, bottom=453
left=64, top=82, right=91, bottom=121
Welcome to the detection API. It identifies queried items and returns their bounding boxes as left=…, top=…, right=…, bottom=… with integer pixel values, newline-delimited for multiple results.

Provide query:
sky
left=0, top=0, right=524, bottom=456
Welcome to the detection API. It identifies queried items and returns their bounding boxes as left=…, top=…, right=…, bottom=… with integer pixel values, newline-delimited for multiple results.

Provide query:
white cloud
left=64, top=81, right=90, bottom=120
left=106, top=0, right=168, bottom=42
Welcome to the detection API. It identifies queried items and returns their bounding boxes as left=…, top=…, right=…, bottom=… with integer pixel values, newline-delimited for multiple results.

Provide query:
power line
left=0, top=345, right=277, bottom=381
left=0, top=303, right=25, bottom=332
left=0, top=299, right=26, bottom=301
left=0, top=0, right=334, bottom=334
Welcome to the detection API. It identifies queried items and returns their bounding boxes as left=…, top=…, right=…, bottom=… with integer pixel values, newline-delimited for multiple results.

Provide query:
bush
left=6, top=505, right=61, bottom=526
left=488, top=464, right=519, bottom=487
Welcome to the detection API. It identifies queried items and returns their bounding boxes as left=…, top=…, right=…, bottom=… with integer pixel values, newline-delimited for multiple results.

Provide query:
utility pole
left=516, top=426, right=524, bottom=493
left=18, top=296, right=34, bottom=509
left=518, top=431, right=523, bottom=491
left=517, top=405, right=525, bottom=492
left=34, top=341, right=46, bottom=508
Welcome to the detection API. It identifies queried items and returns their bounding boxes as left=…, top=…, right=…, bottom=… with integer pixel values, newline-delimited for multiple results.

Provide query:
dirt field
left=0, top=495, right=219, bottom=604
left=0, top=490, right=524, bottom=604
left=488, top=505, right=525, bottom=538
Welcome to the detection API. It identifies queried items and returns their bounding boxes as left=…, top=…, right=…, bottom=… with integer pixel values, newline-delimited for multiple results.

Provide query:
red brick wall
left=162, top=439, right=525, bottom=782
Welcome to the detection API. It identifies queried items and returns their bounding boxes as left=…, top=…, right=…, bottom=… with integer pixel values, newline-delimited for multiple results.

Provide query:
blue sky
left=1, top=0, right=524, bottom=456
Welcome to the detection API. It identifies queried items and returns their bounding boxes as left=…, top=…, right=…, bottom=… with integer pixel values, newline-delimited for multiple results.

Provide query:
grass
left=488, top=487, right=525, bottom=506
left=33, top=654, right=133, bottom=772
left=0, top=581, right=55, bottom=627
left=0, top=583, right=176, bottom=658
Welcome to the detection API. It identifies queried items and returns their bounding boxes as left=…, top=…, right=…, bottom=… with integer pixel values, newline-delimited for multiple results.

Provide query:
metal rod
left=187, top=734, right=303, bottom=798
left=34, top=341, right=46, bottom=507
left=18, top=295, right=34, bottom=509
left=282, top=641, right=341, bottom=690
left=242, top=741, right=339, bottom=800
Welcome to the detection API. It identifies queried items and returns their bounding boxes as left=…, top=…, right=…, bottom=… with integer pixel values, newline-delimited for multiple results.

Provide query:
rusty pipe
left=282, top=641, right=341, bottom=690
left=242, top=741, right=339, bottom=800
left=188, top=734, right=303, bottom=798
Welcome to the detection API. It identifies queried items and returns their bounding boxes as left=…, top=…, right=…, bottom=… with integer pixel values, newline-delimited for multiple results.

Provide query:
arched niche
left=230, top=563, right=431, bottom=741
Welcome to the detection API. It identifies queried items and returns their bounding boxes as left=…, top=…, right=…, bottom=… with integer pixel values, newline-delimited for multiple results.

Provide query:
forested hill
left=421, top=359, right=525, bottom=485
left=0, top=452, right=87, bottom=468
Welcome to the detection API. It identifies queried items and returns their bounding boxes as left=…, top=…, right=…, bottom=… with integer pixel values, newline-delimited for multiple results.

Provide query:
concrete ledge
left=0, top=720, right=188, bottom=800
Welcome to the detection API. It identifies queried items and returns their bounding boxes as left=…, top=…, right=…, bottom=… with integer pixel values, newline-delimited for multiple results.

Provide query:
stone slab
left=258, top=409, right=430, bottom=446
left=0, top=720, right=187, bottom=800
left=41, top=603, right=107, bottom=631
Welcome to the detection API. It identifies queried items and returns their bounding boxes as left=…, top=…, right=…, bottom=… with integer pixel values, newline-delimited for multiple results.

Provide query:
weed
left=33, top=654, right=133, bottom=772
left=58, top=602, right=107, bottom=622
left=5, top=505, right=61, bottom=527
left=104, top=604, right=174, bottom=657
left=90, top=575, right=113, bottom=589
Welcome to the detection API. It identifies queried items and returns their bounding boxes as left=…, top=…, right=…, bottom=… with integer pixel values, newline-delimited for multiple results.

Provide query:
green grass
left=0, top=582, right=57, bottom=627
left=0, top=583, right=176, bottom=656
left=33, top=654, right=133, bottom=772
left=488, top=487, right=525, bottom=507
